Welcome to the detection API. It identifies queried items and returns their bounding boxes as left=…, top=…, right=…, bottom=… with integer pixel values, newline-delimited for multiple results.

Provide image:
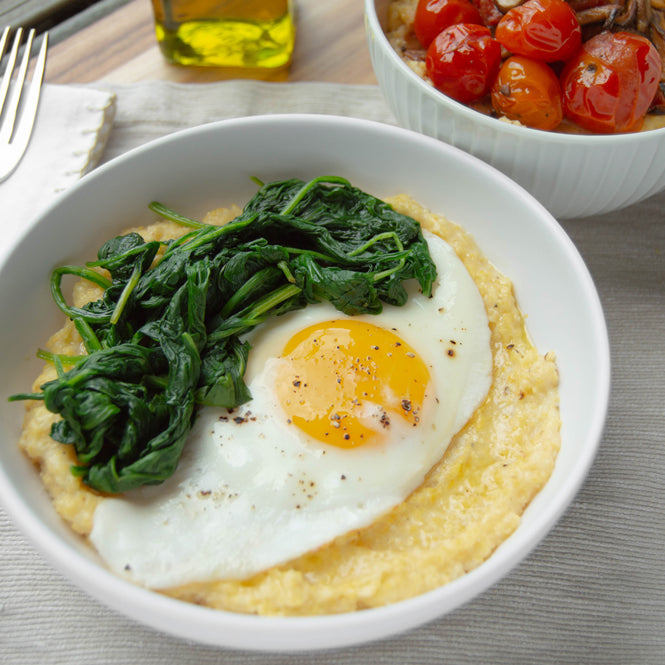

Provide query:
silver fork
left=0, top=27, right=48, bottom=183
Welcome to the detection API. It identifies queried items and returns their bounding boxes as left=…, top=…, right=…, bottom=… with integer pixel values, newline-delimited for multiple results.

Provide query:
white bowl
left=0, top=114, right=609, bottom=651
left=365, top=0, right=665, bottom=219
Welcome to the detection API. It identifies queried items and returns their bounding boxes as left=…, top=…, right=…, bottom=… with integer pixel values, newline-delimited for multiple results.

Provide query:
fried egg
left=90, top=230, right=492, bottom=589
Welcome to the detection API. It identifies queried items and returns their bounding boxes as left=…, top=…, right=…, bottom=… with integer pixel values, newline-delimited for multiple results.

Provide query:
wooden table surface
left=45, top=0, right=378, bottom=86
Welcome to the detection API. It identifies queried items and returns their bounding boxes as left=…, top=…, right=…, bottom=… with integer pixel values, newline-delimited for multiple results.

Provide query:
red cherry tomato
left=560, top=31, right=662, bottom=133
left=425, top=23, right=502, bottom=103
left=491, top=56, right=563, bottom=130
left=496, top=0, right=582, bottom=62
left=414, top=0, right=483, bottom=48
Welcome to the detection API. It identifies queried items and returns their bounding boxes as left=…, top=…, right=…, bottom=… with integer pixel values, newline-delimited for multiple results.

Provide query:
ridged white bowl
left=365, top=0, right=665, bottom=219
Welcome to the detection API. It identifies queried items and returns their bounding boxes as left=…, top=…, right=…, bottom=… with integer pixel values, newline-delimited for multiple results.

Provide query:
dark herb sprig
left=10, top=177, right=437, bottom=493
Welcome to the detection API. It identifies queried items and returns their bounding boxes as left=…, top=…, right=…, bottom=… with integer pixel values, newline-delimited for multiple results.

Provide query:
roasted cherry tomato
left=491, top=56, right=563, bottom=130
left=425, top=23, right=502, bottom=103
left=414, top=0, right=483, bottom=48
left=560, top=31, right=662, bottom=133
left=495, top=0, right=581, bottom=62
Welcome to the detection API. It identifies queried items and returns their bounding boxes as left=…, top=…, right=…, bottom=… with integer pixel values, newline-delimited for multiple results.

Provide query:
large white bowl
left=0, top=114, right=609, bottom=651
left=365, top=0, right=665, bottom=219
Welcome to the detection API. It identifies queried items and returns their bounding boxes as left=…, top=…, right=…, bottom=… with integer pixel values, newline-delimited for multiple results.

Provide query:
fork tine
left=0, top=29, right=48, bottom=182
left=0, top=28, right=36, bottom=143
left=0, top=27, right=22, bottom=116
left=9, top=31, right=48, bottom=143
left=0, top=26, right=9, bottom=60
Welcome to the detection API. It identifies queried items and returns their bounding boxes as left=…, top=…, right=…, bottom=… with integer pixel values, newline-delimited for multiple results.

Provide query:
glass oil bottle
left=151, top=0, right=296, bottom=70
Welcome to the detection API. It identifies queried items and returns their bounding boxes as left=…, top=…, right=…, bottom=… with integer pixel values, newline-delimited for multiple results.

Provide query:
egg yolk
left=276, top=320, right=431, bottom=448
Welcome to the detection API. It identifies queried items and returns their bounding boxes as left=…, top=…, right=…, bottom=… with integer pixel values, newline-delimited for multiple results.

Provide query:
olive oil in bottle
left=151, top=0, right=295, bottom=69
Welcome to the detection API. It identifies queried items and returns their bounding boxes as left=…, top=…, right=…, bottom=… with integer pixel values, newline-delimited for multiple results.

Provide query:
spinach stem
left=110, top=263, right=142, bottom=325
left=208, top=283, right=302, bottom=342
left=178, top=214, right=258, bottom=253
left=245, top=283, right=302, bottom=321
left=219, top=266, right=280, bottom=319
left=372, top=261, right=406, bottom=282
left=74, top=319, right=103, bottom=353
left=54, top=354, right=66, bottom=379
left=278, top=260, right=296, bottom=283
left=51, top=266, right=113, bottom=322
left=161, top=229, right=201, bottom=257
left=349, top=231, right=407, bottom=282
left=52, top=265, right=112, bottom=290
left=148, top=202, right=206, bottom=229
left=7, top=392, right=44, bottom=402
left=349, top=231, right=404, bottom=257
left=283, top=246, right=333, bottom=263
left=281, top=176, right=349, bottom=215
left=37, top=349, right=86, bottom=365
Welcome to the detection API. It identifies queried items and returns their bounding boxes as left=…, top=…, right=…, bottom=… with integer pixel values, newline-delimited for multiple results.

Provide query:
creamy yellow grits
left=17, top=195, right=560, bottom=616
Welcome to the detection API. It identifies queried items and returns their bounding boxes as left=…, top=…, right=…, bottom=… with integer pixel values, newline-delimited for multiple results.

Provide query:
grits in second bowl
left=15, top=191, right=560, bottom=616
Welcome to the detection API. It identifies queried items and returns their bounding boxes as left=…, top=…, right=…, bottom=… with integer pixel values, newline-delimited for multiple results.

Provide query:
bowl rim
left=364, top=0, right=665, bottom=144
left=0, top=113, right=611, bottom=652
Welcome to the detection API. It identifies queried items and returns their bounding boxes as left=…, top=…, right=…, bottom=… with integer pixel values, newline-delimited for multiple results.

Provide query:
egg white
left=90, top=231, right=492, bottom=588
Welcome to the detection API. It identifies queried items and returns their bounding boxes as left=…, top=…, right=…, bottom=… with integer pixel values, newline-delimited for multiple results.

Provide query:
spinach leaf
left=11, top=177, right=437, bottom=493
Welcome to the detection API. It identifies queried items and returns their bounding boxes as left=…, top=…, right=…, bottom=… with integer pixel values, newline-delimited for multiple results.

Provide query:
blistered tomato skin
left=414, top=0, right=483, bottom=48
left=561, top=31, right=662, bottom=133
left=426, top=23, right=502, bottom=104
left=491, top=56, right=563, bottom=130
left=495, top=0, right=582, bottom=62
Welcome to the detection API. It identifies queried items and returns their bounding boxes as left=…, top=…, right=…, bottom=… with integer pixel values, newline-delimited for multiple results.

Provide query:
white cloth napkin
left=0, top=83, right=116, bottom=263
left=98, top=79, right=397, bottom=164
